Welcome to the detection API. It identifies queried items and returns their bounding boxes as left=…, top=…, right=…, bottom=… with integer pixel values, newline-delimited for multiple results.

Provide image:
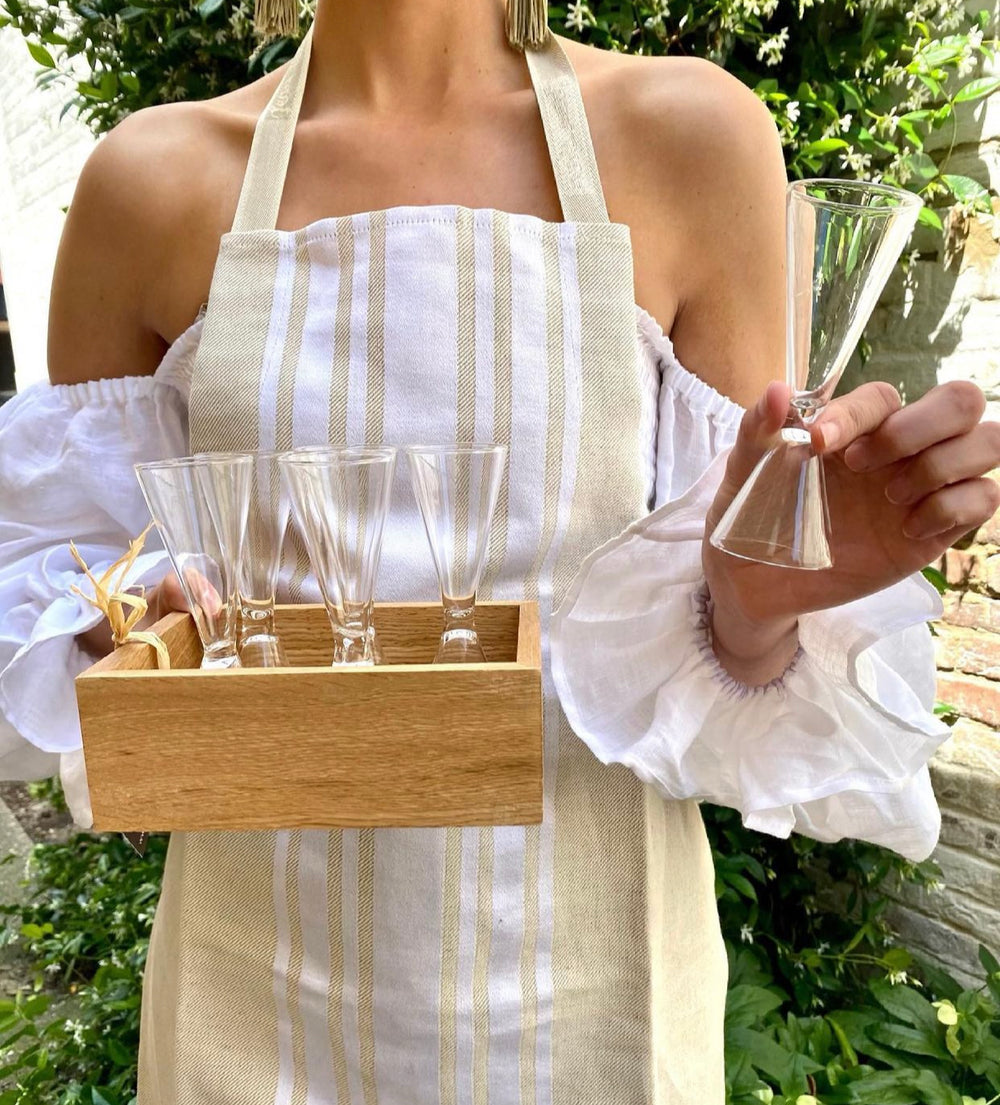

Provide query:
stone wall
left=0, top=27, right=95, bottom=390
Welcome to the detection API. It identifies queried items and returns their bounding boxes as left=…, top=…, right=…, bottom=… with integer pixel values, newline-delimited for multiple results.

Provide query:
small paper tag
left=123, top=832, right=149, bottom=857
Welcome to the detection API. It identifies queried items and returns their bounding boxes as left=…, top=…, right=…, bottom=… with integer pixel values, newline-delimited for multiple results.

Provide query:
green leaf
left=954, top=77, right=1000, bottom=103
left=197, top=0, right=225, bottom=16
left=827, top=1015, right=858, bottom=1068
left=942, top=173, right=989, bottom=205
left=918, top=207, right=944, bottom=231
left=26, top=40, right=56, bottom=69
left=722, top=872, right=758, bottom=901
left=922, top=566, right=948, bottom=594
left=725, top=985, right=785, bottom=1029
left=727, top=1025, right=822, bottom=1082
left=867, top=1022, right=951, bottom=1061
left=869, top=979, right=940, bottom=1031
left=799, top=138, right=850, bottom=158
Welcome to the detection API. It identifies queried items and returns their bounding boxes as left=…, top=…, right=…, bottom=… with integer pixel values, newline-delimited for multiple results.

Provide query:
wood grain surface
left=77, top=603, right=543, bottom=831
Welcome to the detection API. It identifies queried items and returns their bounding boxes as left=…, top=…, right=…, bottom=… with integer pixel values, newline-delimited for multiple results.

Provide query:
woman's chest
left=189, top=206, right=657, bottom=594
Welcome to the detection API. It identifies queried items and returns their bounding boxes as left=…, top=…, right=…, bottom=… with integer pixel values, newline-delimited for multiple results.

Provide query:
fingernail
left=821, top=423, right=842, bottom=452
left=885, top=479, right=911, bottom=505
left=844, top=442, right=869, bottom=472
left=903, top=518, right=936, bottom=541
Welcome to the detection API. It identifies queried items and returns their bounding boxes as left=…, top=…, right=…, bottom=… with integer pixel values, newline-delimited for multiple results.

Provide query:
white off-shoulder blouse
left=0, top=307, right=948, bottom=860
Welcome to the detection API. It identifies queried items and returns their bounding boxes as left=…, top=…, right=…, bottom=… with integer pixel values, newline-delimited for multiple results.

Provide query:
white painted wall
left=0, top=26, right=95, bottom=390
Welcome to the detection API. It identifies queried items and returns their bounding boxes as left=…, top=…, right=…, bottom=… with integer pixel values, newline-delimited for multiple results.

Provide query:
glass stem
left=443, top=596, right=478, bottom=640
left=329, top=603, right=374, bottom=666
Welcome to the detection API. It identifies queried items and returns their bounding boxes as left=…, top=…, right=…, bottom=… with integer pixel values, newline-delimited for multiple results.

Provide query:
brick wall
left=0, top=27, right=95, bottom=390
left=866, top=71, right=1000, bottom=987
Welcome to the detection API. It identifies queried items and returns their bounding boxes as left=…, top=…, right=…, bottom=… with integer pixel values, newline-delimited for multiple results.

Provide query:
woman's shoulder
left=50, top=75, right=282, bottom=387
left=561, top=35, right=780, bottom=184
left=80, top=74, right=281, bottom=213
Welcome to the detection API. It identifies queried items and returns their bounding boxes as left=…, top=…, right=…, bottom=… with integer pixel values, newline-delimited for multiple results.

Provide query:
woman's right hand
left=78, top=572, right=190, bottom=659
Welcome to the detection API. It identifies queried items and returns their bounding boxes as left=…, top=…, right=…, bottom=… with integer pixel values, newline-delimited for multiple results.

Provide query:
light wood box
left=76, top=602, right=542, bottom=832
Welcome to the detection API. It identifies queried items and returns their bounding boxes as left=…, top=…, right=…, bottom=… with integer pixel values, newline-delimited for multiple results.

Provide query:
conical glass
left=279, top=447, right=396, bottom=666
left=710, top=178, right=923, bottom=569
left=134, top=453, right=251, bottom=669
left=238, top=451, right=290, bottom=667
left=406, top=444, right=506, bottom=663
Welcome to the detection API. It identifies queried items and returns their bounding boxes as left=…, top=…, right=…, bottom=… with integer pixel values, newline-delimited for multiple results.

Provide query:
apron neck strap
left=231, top=25, right=315, bottom=234
left=231, top=26, right=609, bottom=232
left=524, top=37, right=609, bottom=224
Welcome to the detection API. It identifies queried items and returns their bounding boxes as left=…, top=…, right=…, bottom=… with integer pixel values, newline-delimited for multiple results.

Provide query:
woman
left=1, top=0, right=997, bottom=1101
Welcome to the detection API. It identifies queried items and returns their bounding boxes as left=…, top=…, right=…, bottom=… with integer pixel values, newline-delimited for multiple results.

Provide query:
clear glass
left=406, top=444, right=506, bottom=663
left=279, top=447, right=396, bottom=666
left=710, top=179, right=923, bottom=569
left=134, top=453, right=251, bottom=669
left=238, top=451, right=291, bottom=667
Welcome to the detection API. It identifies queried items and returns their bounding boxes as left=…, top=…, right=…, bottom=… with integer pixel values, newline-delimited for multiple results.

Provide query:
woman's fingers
left=813, top=381, right=901, bottom=454
left=152, top=572, right=190, bottom=618
left=901, top=477, right=1000, bottom=541
left=841, top=380, right=985, bottom=471
left=885, top=420, right=1000, bottom=505
left=721, top=381, right=790, bottom=489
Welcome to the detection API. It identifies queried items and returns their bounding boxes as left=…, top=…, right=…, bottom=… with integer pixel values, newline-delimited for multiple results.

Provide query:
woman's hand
left=78, top=572, right=189, bottom=659
left=703, top=379, right=1000, bottom=684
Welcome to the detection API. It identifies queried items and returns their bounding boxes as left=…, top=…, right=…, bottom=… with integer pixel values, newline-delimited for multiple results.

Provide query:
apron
left=139, top=26, right=727, bottom=1105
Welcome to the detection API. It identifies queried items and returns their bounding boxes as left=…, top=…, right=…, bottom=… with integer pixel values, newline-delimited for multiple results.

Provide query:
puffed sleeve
left=0, top=376, right=188, bottom=818
left=550, top=316, right=949, bottom=863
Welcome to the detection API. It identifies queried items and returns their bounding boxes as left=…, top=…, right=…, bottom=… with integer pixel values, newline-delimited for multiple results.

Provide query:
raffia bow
left=69, top=522, right=171, bottom=670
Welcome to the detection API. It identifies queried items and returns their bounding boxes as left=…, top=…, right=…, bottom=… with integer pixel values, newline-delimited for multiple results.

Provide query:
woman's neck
left=307, top=0, right=523, bottom=114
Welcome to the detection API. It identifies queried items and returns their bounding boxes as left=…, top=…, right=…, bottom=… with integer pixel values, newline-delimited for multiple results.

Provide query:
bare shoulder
left=72, top=75, right=277, bottom=233
left=562, top=37, right=783, bottom=204
left=559, top=39, right=787, bottom=400
left=49, top=76, right=279, bottom=385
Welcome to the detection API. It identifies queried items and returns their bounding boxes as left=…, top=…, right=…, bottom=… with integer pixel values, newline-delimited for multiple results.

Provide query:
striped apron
left=138, top=27, right=728, bottom=1105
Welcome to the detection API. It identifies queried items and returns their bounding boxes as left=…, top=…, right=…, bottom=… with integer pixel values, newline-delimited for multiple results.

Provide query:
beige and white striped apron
left=139, top=27, right=727, bottom=1105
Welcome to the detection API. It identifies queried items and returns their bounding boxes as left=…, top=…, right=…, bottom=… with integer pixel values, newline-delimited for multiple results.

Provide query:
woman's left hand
left=703, top=378, right=1000, bottom=679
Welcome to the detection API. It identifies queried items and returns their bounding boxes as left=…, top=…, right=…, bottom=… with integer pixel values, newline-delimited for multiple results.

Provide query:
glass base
left=709, top=431, right=833, bottom=571
left=332, top=630, right=375, bottom=667
left=201, top=646, right=241, bottom=670
left=435, top=627, right=487, bottom=664
left=239, top=633, right=288, bottom=668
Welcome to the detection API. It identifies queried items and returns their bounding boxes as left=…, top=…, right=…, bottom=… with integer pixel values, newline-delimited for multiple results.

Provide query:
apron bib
left=140, top=27, right=727, bottom=1105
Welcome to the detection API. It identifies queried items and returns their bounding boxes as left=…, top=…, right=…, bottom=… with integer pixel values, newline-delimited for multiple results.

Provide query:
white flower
left=969, top=27, right=985, bottom=50
left=786, top=100, right=801, bottom=123
left=839, top=149, right=873, bottom=175
left=64, top=1019, right=87, bottom=1046
left=816, top=941, right=830, bottom=954
left=740, top=924, right=754, bottom=944
left=887, top=969, right=909, bottom=985
left=840, top=113, right=853, bottom=132
left=44, top=963, right=61, bottom=975
left=565, top=0, right=594, bottom=32
left=756, top=28, right=789, bottom=67
left=959, top=53, right=979, bottom=78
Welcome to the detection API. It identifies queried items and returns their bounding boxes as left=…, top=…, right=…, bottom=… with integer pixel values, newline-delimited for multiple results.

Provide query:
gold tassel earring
left=506, top=0, right=550, bottom=49
left=254, top=0, right=299, bottom=38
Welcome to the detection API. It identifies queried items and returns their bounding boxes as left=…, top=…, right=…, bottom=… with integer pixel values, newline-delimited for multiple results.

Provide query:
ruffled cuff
left=0, top=549, right=170, bottom=758
left=550, top=450, right=950, bottom=862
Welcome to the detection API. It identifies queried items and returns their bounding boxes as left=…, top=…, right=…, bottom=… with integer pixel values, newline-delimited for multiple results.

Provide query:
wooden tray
left=76, top=602, right=542, bottom=831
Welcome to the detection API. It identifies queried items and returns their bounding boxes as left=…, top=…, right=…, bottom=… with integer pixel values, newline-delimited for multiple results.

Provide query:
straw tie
left=69, top=522, right=171, bottom=670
